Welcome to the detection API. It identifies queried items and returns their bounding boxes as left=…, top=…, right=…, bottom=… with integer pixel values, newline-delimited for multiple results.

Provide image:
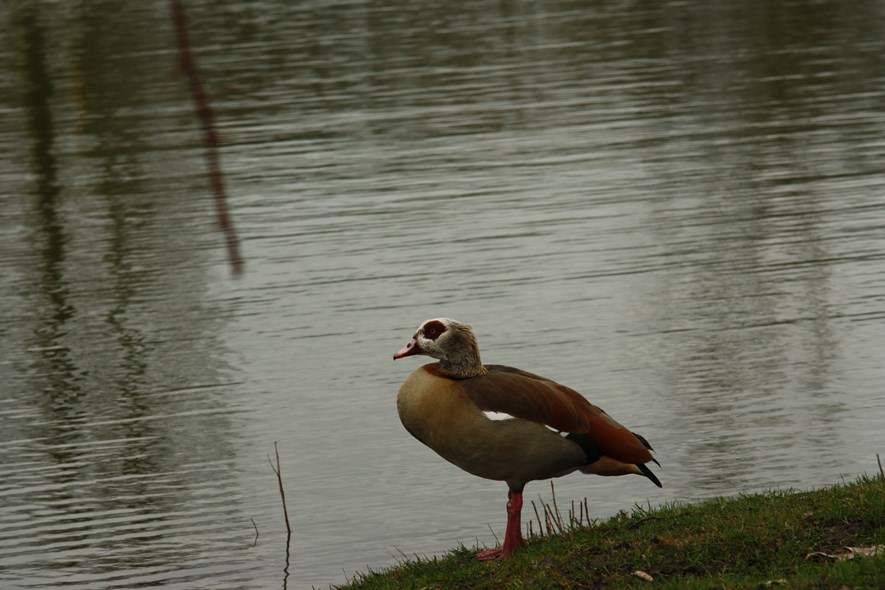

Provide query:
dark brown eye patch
left=422, top=320, right=445, bottom=340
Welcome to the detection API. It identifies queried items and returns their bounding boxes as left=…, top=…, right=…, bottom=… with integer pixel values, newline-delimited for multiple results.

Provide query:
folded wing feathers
left=464, top=365, right=655, bottom=466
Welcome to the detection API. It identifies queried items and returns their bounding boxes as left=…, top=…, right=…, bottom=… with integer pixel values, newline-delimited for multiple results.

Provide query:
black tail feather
left=637, top=462, right=662, bottom=488
left=632, top=431, right=655, bottom=452
left=632, top=431, right=661, bottom=467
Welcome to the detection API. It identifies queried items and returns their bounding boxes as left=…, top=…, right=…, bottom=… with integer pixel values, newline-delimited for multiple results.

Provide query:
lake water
left=2, top=1, right=885, bottom=588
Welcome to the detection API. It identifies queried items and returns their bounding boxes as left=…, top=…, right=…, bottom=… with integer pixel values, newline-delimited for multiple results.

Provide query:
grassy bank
left=338, top=474, right=885, bottom=589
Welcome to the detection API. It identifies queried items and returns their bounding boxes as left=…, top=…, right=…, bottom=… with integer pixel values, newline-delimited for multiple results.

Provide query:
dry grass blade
left=531, top=500, right=543, bottom=538
left=549, top=481, right=564, bottom=532
left=529, top=483, right=595, bottom=538
left=542, top=502, right=554, bottom=535
left=487, top=523, right=500, bottom=545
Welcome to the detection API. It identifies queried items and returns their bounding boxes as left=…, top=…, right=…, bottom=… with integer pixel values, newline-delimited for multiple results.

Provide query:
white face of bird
left=393, top=318, right=471, bottom=362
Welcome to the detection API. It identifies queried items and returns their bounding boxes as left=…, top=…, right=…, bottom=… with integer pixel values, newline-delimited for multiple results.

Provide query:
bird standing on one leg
left=393, top=318, right=661, bottom=560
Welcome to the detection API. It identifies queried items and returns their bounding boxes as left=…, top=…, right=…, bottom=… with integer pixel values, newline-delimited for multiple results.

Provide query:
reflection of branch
left=170, top=0, right=244, bottom=276
left=283, top=526, right=291, bottom=590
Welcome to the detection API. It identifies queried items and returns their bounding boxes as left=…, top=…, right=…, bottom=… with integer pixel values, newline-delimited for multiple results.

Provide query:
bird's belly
left=435, top=419, right=586, bottom=483
left=397, top=370, right=585, bottom=484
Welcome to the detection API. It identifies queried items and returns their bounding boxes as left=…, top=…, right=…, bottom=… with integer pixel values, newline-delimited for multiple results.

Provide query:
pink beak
left=393, top=337, right=421, bottom=360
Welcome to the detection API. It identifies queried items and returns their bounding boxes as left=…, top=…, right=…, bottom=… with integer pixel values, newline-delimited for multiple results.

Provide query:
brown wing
left=461, top=365, right=654, bottom=465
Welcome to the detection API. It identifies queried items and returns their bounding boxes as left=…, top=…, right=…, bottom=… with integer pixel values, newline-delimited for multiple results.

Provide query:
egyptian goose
left=393, top=318, right=661, bottom=560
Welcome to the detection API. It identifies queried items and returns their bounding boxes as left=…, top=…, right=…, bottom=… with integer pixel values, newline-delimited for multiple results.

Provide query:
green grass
left=337, top=475, right=885, bottom=589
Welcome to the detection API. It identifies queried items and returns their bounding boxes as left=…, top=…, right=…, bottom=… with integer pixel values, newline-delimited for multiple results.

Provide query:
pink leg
left=476, top=490, right=525, bottom=560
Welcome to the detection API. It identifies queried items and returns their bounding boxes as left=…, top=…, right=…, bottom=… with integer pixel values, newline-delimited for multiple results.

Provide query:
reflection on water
left=1, top=1, right=885, bottom=588
left=171, top=0, right=243, bottom=276
left=2, top=3, right=253, bottom=588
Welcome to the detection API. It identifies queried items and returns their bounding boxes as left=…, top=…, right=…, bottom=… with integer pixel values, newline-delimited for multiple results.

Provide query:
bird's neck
left=437, top=346, right=487, bottom=379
